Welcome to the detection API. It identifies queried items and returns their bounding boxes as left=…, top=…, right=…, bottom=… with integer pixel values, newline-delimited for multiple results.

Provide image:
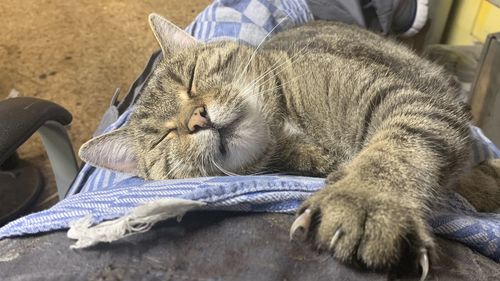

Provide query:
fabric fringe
left=67, top=198, right=205, bottom=249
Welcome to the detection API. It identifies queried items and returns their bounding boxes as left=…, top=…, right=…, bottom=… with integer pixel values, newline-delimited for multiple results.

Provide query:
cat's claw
left=290, top=206, right=431, bottom=281
left=419, top=247, right=429, bottom=281
left=290, top=208, right=312, bottom=241
left=328, top=229, right=343, bottom=250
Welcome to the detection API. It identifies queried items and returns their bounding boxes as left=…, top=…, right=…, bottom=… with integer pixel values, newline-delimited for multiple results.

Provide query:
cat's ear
left=148, top=13, right=199, bottom=56
left=79, top=128, right=138, bottom=174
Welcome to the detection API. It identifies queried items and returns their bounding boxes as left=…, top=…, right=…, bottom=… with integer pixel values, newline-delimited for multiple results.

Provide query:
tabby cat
left=80, top=14, right=474, bottom=277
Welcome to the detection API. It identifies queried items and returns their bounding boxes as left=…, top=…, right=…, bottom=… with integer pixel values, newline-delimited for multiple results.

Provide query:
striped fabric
left=1, top=0, right=499, bottom=262
left=470, top=126, right=500, bottom=164
left=0, top=176, right=323, bottom=237
left=185, top=0, right=312, bottom=45
left=430, top=192, right=500, bottom=261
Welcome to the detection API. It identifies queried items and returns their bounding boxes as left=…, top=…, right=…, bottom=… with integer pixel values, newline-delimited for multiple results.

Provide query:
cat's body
left=80, top=16, right=477, bottom=274
left=261, top=22, right=469, bottom=179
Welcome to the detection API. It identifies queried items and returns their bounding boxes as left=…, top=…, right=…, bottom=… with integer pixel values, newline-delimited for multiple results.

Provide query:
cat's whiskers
left=166, top=162, right=178, bottom=179
left=238, top=55, right=289, bottom=96
left=231, top=21, right=306, bottom=97
left=166, top=159, right=183, bottom=179
left=249, top=72, right=309, bottom=97
left=211, top=159, right=241, bottom=176
left=239, top=42, right=312, bottom=97
left=238, top=45, right=312, bottom=103
left=233, top=18, right=287, bottom=85
left=200, top=151, right=215, bottom=177
left=204, top=45, right=312, bottom=178
left=199, top=153, right=207, bottom=177
left=165, top=166, right=175, bottom=179
left=211, top=159, right=273, bottom=177
left=233, top=18, right=286, bottom=79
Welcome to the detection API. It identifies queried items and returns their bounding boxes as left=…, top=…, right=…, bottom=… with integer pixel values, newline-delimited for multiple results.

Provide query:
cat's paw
left=290, top=182, right=433, bottom=280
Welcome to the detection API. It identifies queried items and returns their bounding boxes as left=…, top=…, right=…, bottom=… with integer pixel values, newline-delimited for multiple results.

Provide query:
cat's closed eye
left=151, top=127, right=177, bottom=149
left=187, top=64, right=196, bottom=96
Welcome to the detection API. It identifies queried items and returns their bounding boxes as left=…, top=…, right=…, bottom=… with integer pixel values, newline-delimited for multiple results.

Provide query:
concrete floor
left=0, top=0, right=210, bottom=211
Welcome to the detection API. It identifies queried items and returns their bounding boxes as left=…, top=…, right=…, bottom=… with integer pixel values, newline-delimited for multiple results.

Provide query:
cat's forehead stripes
left=193, top=44, right=242, bottom=78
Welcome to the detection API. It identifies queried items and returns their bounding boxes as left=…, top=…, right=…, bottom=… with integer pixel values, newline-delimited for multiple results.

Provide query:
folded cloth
left=1, top=0, right=499, bottom=262
left=1, top=171, right=499, bottom=261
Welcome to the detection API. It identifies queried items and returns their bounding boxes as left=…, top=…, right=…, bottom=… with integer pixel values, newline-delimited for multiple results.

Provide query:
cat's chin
left=216, top=112, right=271, bottom=174
left=202, top=96, right=271, bottom=174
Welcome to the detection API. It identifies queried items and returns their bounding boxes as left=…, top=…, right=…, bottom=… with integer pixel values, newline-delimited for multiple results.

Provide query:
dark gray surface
left=306, top=0, right=409, bottom=34
left=0, top=212, right=498, bottom=281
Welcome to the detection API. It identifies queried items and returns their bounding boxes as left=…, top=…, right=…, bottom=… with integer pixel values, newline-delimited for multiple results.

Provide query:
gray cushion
left=0, top=213, right=498, bottom=281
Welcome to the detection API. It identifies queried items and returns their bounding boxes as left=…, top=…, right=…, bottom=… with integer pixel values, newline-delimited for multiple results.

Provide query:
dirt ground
left=0, top=0, right=210, bottom=210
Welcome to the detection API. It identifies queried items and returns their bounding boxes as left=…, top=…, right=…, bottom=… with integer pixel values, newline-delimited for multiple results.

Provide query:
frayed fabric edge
left=67, top=198, right=206, bottom=249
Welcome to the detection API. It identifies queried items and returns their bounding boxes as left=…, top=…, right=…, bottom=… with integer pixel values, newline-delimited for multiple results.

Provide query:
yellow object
left=445, top=0, right=500, bottom=45
left=472, top=0, right=500, bottom=41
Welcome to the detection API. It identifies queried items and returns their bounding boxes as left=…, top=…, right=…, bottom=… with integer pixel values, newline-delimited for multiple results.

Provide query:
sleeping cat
left=80, top=14, right=473, bottom=277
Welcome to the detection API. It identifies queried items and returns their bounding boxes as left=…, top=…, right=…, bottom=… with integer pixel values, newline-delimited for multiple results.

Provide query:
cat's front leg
left=291, top=171, right=433, bottom=276
left=290, top=137, right=466, bottom=279
left=275, top=135, right=340, bottom=177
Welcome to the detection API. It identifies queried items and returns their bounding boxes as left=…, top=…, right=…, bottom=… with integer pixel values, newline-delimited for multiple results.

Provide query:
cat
left=79, top=13, right=475, bottom=277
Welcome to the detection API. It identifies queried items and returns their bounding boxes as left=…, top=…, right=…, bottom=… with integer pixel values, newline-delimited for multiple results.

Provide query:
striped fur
left=81, top=21, right=473, bottom=270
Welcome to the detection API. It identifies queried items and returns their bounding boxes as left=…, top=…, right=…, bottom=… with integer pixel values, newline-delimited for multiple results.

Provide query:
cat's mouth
left=204, top=100, right=269, bottom=174
left=216, top=116, right=242, bottom=156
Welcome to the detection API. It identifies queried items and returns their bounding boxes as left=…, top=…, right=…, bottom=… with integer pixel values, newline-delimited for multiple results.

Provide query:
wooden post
left=469, top=32, right=500, bottom=146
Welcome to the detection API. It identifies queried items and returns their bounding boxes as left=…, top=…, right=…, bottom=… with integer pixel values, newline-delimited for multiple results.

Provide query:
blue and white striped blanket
left=1, top=0, right=500, bottom=262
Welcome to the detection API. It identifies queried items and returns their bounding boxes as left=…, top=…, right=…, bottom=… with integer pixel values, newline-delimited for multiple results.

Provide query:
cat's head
left=79, top=14, right=274, bottom=179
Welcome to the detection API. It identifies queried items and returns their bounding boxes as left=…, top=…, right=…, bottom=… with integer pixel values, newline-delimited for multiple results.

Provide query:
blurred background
left=0, top=0, right=498, bottom=213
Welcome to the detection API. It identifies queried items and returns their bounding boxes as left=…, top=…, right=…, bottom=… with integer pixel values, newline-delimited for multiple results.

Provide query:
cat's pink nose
left=188, top=106, right=210, bottom=132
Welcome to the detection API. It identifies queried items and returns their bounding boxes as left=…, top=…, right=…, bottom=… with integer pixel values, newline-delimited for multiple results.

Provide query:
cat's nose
left=188, top=106, right=211, bottom=132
